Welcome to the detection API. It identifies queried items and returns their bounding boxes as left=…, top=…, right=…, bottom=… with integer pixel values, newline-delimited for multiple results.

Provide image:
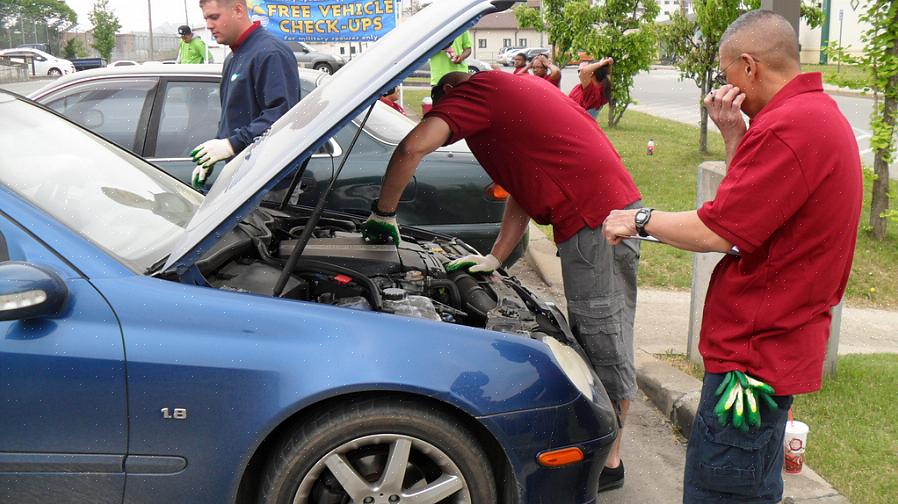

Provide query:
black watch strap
left=635, top=208, right=654, bottom=237
left=371, top=199, right=396, bottom=217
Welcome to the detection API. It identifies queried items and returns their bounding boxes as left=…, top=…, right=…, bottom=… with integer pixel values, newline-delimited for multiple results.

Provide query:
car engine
left=193, top=207, right=572, bottom=341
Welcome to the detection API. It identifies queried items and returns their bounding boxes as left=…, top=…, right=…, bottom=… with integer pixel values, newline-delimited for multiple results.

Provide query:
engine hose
left=288, top=258, right=383, bottom=310
left=447, top=271, right=497, bottom=323
left=427, top=278, right=462, bottom=308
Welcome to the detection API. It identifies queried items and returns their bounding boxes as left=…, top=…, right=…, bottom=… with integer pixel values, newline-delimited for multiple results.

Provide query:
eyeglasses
left=713, top=55, right=760, bottom=86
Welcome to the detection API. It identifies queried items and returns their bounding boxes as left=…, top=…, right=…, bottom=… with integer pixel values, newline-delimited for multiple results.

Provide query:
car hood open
left=162, top=0, right=517, bottom=274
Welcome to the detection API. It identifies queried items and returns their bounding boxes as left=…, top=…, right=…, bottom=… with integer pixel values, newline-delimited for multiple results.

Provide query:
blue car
left=0, top=2, right=616, bottom=503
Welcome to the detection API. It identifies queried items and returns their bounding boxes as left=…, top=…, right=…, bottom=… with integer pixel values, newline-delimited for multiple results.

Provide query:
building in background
left=470, top=0, right=543, bottom=62
left=799, top=0, right=867, bottom=64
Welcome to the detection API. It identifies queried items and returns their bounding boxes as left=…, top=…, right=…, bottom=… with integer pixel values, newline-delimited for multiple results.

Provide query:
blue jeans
left=683, top=372, right=793, bottom=504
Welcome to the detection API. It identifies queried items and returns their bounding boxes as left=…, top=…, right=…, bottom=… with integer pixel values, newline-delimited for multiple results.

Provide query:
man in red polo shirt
left=361, top=69, right=642, bottom=492
left=570, top=58, right=613, bottom=118
left=603, top=11, right=861, bottom=503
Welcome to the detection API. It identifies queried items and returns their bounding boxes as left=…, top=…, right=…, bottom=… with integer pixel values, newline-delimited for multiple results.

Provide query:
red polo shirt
left=569, top=81, right=608, bottom=111
left=425, top=71, right=641, bottom=244
left=696, top=73, right=862, bottom=395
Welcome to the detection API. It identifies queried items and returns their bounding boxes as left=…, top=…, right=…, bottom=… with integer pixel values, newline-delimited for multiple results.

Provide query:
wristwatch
left=634, top=208, right=654, bottom=237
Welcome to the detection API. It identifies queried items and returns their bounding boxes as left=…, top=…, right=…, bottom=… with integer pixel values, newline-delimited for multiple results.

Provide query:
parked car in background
left=30, top=65, right=525, bottom=260
left=509, top=47, right=551, bottom=62
left=497, top=46, right=524, bottom=66
left=287, top=41, right=346, bottom=74
left=466, top=57, right=493, bottom=73
left=70, top=56, right=107, bottom=71
left=0, top=47, right=75, bottom=76
left=0, top=3, right=617, bottom=503
left=109, top=60, right=139, bottom=67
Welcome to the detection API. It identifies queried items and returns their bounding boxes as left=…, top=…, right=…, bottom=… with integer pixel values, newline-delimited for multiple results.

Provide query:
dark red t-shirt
left=569, top=81, right=608, bottom=111
left=425, top=71, right=641, bottom=244
left=696, top=73, right=862, bottom=395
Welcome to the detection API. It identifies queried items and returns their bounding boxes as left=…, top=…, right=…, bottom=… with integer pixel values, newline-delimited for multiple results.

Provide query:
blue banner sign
left=247, top=1, right=398, bottom=42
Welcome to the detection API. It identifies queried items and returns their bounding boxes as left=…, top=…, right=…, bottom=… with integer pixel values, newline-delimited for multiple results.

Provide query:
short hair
left=720, top=10, right=799, bottom=66
left=199, top=0, right=239, bottom=7
left=432, top=72, right=469, bottom=103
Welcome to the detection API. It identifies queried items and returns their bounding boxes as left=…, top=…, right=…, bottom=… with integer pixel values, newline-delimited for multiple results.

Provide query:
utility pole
left=184, top=0, right=190, bottom=25
left=820, top=0, right=831, bottom=63
left=147, top=0, right=155, bottom=60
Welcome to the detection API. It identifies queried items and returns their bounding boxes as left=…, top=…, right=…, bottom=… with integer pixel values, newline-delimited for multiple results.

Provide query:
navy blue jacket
left=218, top=24, right=300, bottom=152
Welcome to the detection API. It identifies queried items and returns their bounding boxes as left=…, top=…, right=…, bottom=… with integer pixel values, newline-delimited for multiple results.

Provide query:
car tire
left=258, top=398, right=497, bottom=504
left=48, top=68, right=62, bottom=77
left=313, top=63, right=334, bottom=74
left=467, top=65, right=479, bottom=75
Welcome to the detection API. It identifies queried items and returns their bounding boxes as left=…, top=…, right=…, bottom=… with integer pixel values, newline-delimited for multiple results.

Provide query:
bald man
left=362, top=69, right=643, bottom=492
left=604, top=10, right=861, bottom=503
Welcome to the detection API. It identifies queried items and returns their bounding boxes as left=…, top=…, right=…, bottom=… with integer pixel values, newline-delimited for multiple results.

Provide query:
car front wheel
left=48, top=68, right=62, bottom=76
left=314, top=63, right=334, bottom=74
left=258, top=398, right=497, bottom=504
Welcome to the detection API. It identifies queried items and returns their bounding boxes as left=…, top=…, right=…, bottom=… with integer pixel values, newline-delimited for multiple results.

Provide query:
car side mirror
left=82, top=109, right=105, bottom=129
left=0, top=262, right=68, bottom=321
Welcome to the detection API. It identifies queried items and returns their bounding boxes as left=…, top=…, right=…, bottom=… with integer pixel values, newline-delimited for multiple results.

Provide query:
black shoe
left=598, top=461, right=625, bottom=493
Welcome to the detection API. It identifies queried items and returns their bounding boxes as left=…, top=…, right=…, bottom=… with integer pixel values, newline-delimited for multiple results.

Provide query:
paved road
left=509, top=258, right=688, bottom=504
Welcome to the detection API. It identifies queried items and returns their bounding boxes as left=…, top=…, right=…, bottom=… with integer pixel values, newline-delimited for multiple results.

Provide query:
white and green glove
left=714, top=370, right=778, bottom=432
left=360, top=200, right=400, bottom=246
left=190, top=138, right=234, bottom=190
left=445, top=253, right=500, bottom=274
left=191, top=138, right=234, bottom=167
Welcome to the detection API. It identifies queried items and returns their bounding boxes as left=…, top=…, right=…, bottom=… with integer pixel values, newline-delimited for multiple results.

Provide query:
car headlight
left=542, top=336, right=598, bottom=401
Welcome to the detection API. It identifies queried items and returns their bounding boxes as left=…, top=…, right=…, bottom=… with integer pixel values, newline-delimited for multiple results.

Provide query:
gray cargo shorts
left=557, top=202, right=641, bottom=403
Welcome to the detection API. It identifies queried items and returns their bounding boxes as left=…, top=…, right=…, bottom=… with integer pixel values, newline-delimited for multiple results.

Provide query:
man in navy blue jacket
left=192, top=0, right=300, bottom=189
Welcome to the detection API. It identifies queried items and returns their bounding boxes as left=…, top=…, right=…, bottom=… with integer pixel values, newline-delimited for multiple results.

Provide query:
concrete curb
left=524, top=222, right=851, bottom=503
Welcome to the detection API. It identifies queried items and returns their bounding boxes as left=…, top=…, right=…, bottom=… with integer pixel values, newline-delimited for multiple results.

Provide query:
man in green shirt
left=177, top=25, right=210, bottom=64
left=429, top=31, right=472, bottom=89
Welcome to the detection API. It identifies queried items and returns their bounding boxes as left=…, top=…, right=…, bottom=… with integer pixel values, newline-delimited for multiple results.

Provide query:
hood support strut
left=273, top=100, right=378, bottom=298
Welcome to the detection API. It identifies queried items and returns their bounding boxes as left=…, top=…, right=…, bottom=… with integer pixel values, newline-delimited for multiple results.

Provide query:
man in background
left=190, top=0, right=300, bottom=190
left=429, top=31, right=472, bottom=92
left=176, top=25, right=210, bottom=64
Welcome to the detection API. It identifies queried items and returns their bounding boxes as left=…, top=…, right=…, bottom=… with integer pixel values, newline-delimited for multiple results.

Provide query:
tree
left=827, top=1, right=898, bottom=240
left=660, top=1, right=824, bottom=152
left=516, top=0, right=660, bottom=128
left=579, top=0, right=660, bottom=127
left=514, top=0, right=579, bottom=65
left=88, top=0, right=119, bottom=62
left=63, top=37, right=87, bottom=59
left=0, top=0, right=77, bottom=53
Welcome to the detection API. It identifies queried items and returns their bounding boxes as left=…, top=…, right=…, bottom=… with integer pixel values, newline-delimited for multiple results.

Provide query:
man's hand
left=192, top=165, right=215, bottom=190
left=191, top=138, right=234, bottom=168
left=602, top=209, right=639, bottom=246
left=704, top=85, right=747, bottom=145
left=445, top=254, right=500, bottom=274
left=713, top=371, right=777, bottom=432
left=360, top=212, right=400, bottom=246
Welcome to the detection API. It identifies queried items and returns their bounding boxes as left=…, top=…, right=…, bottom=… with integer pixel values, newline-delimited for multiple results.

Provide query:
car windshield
left=0, top=95, right=202, bottom=272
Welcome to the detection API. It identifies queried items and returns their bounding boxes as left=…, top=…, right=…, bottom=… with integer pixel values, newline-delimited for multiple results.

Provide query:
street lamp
left=147, top=0, right=155, bottom=60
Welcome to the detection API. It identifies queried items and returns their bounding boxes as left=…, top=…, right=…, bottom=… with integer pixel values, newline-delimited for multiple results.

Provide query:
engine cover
left=279, top=234, right=402, bottom=276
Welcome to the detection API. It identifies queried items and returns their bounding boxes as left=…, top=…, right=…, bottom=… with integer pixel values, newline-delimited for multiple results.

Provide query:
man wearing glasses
left=603, top=10, right=861, bottom=503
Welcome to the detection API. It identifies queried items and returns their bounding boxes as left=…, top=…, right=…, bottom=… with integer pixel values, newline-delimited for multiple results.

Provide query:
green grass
left=792, top=354, right=898, bottom=504
left=398, top=87, right=430, bottom=121
left=844, top=171, right=898, bottom=307
left=801, top=63, right=872, bottom=90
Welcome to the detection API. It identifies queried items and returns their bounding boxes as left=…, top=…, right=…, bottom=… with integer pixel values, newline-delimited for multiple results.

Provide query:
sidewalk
left=523, top=222, right=855, bottom=503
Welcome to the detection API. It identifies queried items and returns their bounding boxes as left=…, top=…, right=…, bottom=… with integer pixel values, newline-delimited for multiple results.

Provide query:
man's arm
left=377, top=116, right=452, bottom=212
left=578, top=57, right=612, bottom=88
left=489, top=196, right=530, bottom=262
left=603, top=209, right=733, bottom=253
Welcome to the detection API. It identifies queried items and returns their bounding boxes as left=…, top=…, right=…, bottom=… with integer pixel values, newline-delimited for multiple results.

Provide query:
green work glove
left=360, top=201, right=400, bottom=246
left=713, top=370, right=777, bottom=432
left=191, top=164, right=214, bottom=190
left=445, top=253, right=500, bottom=274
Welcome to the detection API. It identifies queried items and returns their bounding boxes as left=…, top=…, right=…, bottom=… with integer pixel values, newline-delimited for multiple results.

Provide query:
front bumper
left=478, top=393, right=618, bottom=503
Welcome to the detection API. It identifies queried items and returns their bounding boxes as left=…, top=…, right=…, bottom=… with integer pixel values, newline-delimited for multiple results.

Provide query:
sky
left=64, top=0, right=208, bottom=33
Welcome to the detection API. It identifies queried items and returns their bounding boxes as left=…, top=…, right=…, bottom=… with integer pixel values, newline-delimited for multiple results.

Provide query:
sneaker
left=598, top=461, right=625, bottom=493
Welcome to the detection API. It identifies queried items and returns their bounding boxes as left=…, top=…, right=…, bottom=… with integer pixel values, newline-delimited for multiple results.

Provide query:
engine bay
left=190, top=207, right=572, bottom=341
